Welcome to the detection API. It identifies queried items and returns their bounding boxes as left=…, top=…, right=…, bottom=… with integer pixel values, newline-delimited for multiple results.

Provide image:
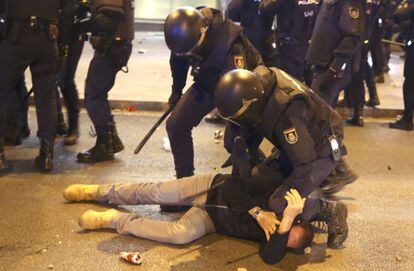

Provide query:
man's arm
left=168, top=53, right=190, bottom=107
left=259, top=189, right=306, bottom=264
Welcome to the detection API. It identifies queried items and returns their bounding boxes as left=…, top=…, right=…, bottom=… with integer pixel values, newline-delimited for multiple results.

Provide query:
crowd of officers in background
left=0, top=0, right=413, bottom=176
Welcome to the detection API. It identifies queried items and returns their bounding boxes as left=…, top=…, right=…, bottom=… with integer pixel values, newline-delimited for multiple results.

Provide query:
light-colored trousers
left=97, top=173, right=217, bottom=245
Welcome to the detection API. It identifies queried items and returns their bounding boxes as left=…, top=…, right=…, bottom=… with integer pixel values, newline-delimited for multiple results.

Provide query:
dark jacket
left=205, top=174, right=291, bottom=264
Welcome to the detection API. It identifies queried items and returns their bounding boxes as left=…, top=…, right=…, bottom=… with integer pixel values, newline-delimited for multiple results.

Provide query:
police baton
left=133, top=106, right=174, bottom=155
left=381, top=39, right=406, bottom=47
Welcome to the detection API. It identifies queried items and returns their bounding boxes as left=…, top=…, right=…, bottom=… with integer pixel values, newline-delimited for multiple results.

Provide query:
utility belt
left=6, top=17, right=58, bottom=43
left=89, top=35, right=131, bottom=52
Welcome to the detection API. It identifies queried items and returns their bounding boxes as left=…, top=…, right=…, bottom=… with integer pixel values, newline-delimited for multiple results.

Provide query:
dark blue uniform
left=390, top=1, right=414, bottom=129
left=167, top=9, right=263, bottom=178
left=307, top=0, right=366, bottom=106
left=226, top=0, right=276, bottom=65
left=0, top=0, right=73, bottom=173
left=259, top=0, right=319, bottom=82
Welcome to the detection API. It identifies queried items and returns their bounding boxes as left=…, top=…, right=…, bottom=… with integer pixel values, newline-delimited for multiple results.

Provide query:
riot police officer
left=307, top=0, right=366, bottom=107
left=76, top=0, right=134, bottom=163
left=57, top=0, right=89, bottom=145
left=215, top=67, right=357, bottom=226
left=227, top=0, right=276, bottom=65
left=345, top=0, right=382, bottom=126
left=259, top=0, right=319, bottom=82
left=389, top=1, right=414, bottom=130
left=0, top=0, right=73, bottom=175
left=164, top=7, right=263, bottom=180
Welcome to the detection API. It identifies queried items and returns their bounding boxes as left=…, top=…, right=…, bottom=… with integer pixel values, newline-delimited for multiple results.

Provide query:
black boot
left=56, top=113, right=69, bottom=136
left=389, top=115, right=414, bottom=131
left=109, top=116, right=124, bottom=154
left=346, top=108, right=364, bottom=127
left=64, top=119, right=79, bottom=146
left=374, top=75, right=385, bottom=83
left=321, top=159, right=358, bottom=195
left=365, top=96, right=380, bottom=107
left=35, top=140, right=54, bottom=173
left=315, top=200, right=348, bottom=249
left=0, top=138, right=12, bottom=176
left=77, top=131, right=114, bottom=163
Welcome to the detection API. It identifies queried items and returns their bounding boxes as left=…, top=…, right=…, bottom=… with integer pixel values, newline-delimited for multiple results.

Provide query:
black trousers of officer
left=84, top=41, right=132, bottom=132
left=311, top=67, right=353, bottom=107
left=15, top=76, right=29, bottom=130
left=276, top=44, right=308, bottom=82
left=0, top=30, right=57, bottom=142
left=57, top=37, right=85, bottom=126
left=371, top=25, right=386, bottom=76
left=166, top=85, right=215, bottom=178
left=345, top=45, right=375, bottom=112
left=402, top=43, right=414, bottom=120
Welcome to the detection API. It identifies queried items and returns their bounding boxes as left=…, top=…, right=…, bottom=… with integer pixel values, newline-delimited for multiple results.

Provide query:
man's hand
left=168, top=92, right=182, bottom=108
left=250, top=208, right=281, bottom=241
left=283, top=189, right=306, bottom=220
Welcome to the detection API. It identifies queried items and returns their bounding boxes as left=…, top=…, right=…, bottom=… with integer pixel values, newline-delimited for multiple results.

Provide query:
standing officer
left=215, top=67, right=357, bottom=222
left=345, top=0, right=382, bottom=126
left=307, top=0, right=366, bottom=107
left=227, top=0, right=276, bottom=65
left=164, top=7, right=263, bottom=180
left=57, top=0, right=89, bottom=145
left=77, top=0, right=134, bottom=163
left=0, top=0, right=74, bottom=175
left=389, top=1, right=414, bottom=130
left=259, top=0, right=319, bottom=82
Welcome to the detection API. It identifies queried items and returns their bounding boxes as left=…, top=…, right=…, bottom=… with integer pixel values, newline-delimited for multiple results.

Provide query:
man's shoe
left=316, top=200, right=348, bottom=249
left=77, top=131, right=114, bottom=163
left=64, top=129, right=79, bottom=146
left=346, top=116, right=364, bottom=127
left=389, top=116, right=414, bottom=131
left=384, top=65, right=390, bottom=73
left=78, top=209, right=122, bottom=230
left=63, top=184, right=99, bottom=202
left=35, top=140, right=54, bottom=173
left=321, top=160, right=358, bottom=195
left=56, top=113, right=69, bottom=136
left=109, top=117, right=124, bottom=154
left=365, top=97, right=380, bottom=107
left=374, top=75, right=385, bottom=83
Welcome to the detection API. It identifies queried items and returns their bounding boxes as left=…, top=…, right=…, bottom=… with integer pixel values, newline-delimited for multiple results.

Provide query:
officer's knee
left=168, top=223, right=197, bottom=245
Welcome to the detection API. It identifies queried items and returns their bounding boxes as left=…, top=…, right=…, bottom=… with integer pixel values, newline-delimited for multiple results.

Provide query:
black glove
left=230, top=136, right=252, bottom=177
left=168, top=91, right=182, bottom=108
left=318, top=67, right=338, bottom=91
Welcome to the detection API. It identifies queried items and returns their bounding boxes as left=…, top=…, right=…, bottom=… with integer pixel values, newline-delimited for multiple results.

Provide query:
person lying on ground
left=63, top=172, right=348, bottom=264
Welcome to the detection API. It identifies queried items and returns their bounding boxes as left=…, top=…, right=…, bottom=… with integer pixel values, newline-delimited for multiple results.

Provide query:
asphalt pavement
left=0, top=111, right=413, bottom=271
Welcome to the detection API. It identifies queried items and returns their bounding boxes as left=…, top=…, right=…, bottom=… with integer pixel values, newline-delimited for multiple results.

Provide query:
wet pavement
left=0, top=110, right=413, bottom=271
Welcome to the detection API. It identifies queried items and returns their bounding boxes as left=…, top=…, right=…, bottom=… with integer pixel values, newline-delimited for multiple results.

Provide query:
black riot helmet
left=164, top=6, right=212, bottom=55
left=215, top=69, right=266, bottom=128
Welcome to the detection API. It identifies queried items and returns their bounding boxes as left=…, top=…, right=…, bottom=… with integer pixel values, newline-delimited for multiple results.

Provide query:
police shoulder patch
left=349, top=7, right=360, bottom=19
left=234, top=55, right=245, bottom=69
left=283, top=128, right=299, bottom=144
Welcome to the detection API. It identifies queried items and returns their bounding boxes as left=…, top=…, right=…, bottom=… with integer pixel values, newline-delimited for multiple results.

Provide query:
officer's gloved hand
left=318, top=67, right=338, bottom=90
left=168, top=91, right=182, bottom=108
left=230, top=136, right=252, bottom=177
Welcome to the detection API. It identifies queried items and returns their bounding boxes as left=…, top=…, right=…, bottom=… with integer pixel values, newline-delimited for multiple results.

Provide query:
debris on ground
left=388, top=165, right=392, bottom=170
left=126, top=105, right=137, bottom=112
left=396, top=255, right=402, bottom=261
left=138, top=49, right=146, bottom=54
left=214, top=130, right=224, bottom=144
left=237, top=268, right=248, bottom=271
left=47, top=264, right=54, bottom=269
left=163, top=137, right=171, bottom=151
left=120, top=252, right=143, bottom=265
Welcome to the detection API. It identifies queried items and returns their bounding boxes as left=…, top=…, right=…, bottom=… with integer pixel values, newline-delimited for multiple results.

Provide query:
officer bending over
left=164, top=7, right=263, bottom=181
left=63, top=171, right=348, bottom=264
left=215, top=67, right=357, bottom=221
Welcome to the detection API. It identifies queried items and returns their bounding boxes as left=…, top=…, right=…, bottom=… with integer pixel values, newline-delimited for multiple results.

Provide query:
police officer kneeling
left=215, top=67, right=358, bottom=211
